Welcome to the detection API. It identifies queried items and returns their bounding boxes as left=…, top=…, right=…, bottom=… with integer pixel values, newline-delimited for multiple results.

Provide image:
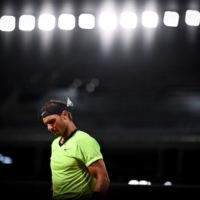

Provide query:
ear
left=62, top=110, right=69, bottom=119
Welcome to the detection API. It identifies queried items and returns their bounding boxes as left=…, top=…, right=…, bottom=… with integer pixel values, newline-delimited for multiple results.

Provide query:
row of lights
left=128, top=180, right=172, bottom=186
left=0, top=10, right=199, bottom=32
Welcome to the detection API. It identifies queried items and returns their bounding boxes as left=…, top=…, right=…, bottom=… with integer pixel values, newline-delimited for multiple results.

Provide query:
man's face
left=43, top=112, right=67, bottom=137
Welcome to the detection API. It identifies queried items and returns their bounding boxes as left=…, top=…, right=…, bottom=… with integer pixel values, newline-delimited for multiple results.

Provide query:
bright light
left=128, top=180, right=139, bottom=185
left=19, top=15, right=35, bottom=31
left=38, top=14, right=55, bottom=30
left=0, top=153, right=13, bottom=164
left=164, top=181, right=172, bottom=186
left=58, top=14, right=75, bottom=30
left=185, top=10, right=200, bottom=26
left=163, top=11, right=179, bottom=27
left=3, top=156, right=13, bottom=164
left=79, top=14, right=95, bottom=29
left=0, top=15, right=15, bottom=31
left=0, top=154, right=3, bottom=162
left=139, top=180, right=151, bottom=185
left=99, top=13, right=117, bottom=30
left=128, top=179, right=151, bottom=185
left=120, top=12, right=137, bottom=29
left=142, top=11, right=158, bottom=28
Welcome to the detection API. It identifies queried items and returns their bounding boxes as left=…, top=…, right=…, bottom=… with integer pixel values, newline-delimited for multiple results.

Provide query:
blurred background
left=0, top=0, right=200, bottom=198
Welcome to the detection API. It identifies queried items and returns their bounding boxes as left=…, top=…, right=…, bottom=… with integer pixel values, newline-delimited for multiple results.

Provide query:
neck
left=61, top=123, right=77, bottom=142
left=60, top=128, right=77, bottom=144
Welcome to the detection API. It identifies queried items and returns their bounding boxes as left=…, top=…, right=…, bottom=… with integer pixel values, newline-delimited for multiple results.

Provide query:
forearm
left=94, top=175, right=110, bottom=196
left=88, top=159, right=110, bottom=199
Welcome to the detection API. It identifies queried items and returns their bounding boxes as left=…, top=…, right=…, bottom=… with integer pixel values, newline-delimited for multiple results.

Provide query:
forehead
left=42, top=114, right=59, bottom=124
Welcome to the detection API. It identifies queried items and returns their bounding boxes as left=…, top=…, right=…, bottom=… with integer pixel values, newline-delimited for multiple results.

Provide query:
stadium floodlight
left=79, top=14, right=95, bottom=29
left=38, top=14, right=55, bottom=30
left=120, top=12, right=137, bottom=29
left=142, top=11, right=158, bottom=28
left=99, top=13, right=117, bottom=30
left=19, top=15, right=35, bottom=31
left=0, top=15, right=15, bottom=32
left=128, top=180, right=139, bottom=185
left=58, top=14, right=75, bottom=30
left=185, top=10, right=200, bottom=26
left=163, top=11, right=179, bottom=27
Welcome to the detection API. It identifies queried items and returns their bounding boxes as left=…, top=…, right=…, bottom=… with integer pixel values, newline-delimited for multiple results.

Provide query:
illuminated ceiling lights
left=0, top=10, right=200, bottom=32
left=0, top=15, right=15, bottom=31
left=120, top=12, right=137, bottom=29
left=38, top=14, right=55, bottom=30
left=185, top=10, right=200, bottom=26
left=99, top=12, right=117, bottom=30
left=19, top=15, right=35, bottom=31
left=142, top=11, right=158, bottom=28
left=163, top=11, right=179, bottom=27
left=79, top=14, right=95, bottom=29
left=58, top=14, right=75, bottom=30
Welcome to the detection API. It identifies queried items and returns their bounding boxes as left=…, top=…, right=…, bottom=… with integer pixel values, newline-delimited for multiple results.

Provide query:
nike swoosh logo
left=41, top=111, right=46, bottom=116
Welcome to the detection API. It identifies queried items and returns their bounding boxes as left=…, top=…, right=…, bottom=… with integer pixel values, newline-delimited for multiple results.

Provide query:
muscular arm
left=88, top=159, right=110, bottom=196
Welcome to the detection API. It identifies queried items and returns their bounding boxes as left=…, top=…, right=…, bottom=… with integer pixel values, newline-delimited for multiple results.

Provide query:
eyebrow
left=44, top=118, right=55, bottom=125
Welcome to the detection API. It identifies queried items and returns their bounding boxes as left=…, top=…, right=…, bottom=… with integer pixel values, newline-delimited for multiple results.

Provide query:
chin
left=55, top=133, right=61, bottom=137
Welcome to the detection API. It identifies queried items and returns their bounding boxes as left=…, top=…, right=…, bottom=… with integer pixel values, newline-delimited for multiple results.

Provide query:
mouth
left=52, top=129, right=62, bottom=136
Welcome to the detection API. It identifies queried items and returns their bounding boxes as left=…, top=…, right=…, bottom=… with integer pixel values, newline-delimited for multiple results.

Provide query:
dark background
left=0, top=0, right=200, bottom=196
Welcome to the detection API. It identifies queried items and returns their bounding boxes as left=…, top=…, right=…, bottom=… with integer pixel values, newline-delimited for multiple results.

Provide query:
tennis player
left=38, top=98, right=110, bottom=200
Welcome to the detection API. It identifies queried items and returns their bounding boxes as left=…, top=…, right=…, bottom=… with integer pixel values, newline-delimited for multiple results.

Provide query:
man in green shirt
left=38, top=98, right=110, bottom=200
